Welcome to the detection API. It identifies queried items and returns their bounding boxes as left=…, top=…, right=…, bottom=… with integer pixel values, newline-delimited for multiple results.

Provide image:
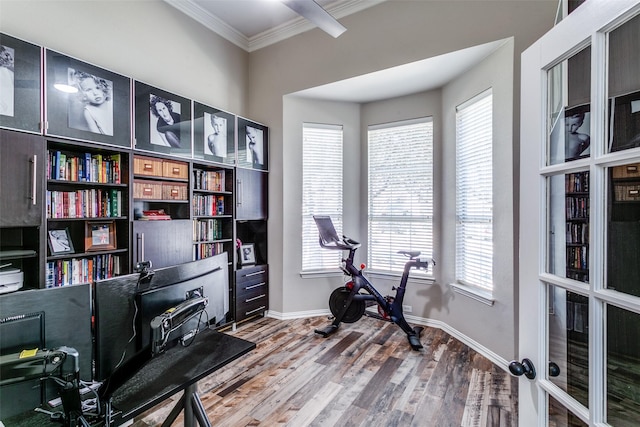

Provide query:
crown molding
left=165, top=0, right=386, bottom=52
left=165, top=0, right=251, bottom=51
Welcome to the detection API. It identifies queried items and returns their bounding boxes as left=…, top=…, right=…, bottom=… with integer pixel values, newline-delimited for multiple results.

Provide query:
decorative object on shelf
left=48, top=228, right=74, bottom=255
left=85, top=221, right=116, bottom=251
left=239, top=243, right=256, bottom=266
left=134, top=81, right=192, bottom=158
left=44, top=49, right=131, bottom=147
left=237, top=117, right=268, bottom=171
left=193, top=102, right=236, bottom=165
left=0, top=33, right=42, bottom=134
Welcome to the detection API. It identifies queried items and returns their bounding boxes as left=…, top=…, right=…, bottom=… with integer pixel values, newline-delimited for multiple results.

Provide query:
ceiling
left=164, top=0, right=384, bottom=52
left=164, top=0, right=508, bottom=104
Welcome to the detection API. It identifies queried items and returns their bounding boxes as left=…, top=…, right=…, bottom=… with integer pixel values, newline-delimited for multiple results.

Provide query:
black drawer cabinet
left=235, top=264, right=268, bottom=322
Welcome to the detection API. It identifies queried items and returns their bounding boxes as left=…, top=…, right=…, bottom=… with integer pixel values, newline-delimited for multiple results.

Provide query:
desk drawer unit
left=235, top=264, right=268, bottom=322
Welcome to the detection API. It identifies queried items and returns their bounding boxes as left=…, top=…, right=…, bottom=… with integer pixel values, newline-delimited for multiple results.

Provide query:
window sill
left=367, top=270, right=435, bottom=285
left=449, top=283, right=494, bottom=306
left=300, top=270, right=344, bottom=279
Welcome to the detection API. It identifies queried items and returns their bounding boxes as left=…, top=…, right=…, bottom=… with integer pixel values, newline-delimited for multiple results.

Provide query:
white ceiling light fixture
left=281, top=0, right=347, bottom=38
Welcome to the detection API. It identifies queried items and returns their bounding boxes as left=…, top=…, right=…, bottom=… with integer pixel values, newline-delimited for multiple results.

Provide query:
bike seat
left=398, top=250, right=421, bottom=258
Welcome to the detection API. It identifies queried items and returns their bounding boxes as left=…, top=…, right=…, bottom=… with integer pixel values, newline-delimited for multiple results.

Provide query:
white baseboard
left=266, top=309, right=510, bottom=372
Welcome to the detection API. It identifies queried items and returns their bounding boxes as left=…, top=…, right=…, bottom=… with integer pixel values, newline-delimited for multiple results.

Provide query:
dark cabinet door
left=133, top=220, right=193, bottom=269
left=0, top=130, right=44, bottom=227
left=235, top=168, right=267, bottom=220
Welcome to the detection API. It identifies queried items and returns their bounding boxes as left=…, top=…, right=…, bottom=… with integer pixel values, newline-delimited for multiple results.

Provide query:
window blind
left=302, top=123, right=343, bottom=272
left=368, top=118, right=433, bottom=273
left=455, top=90, right=493, bottom=290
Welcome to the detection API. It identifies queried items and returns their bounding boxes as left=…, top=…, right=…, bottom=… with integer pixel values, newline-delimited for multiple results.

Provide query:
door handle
left=509, top=359, right=560, bottom=379
left=509, top=358, right=536, bottom=380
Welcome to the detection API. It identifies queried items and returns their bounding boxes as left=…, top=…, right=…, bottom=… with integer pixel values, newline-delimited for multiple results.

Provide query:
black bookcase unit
left=234, top=168, right=268, bottom=324
left=0, top=130, right=45, bottom=289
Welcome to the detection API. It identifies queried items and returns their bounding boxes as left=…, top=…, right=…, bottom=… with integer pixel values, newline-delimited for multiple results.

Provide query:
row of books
left=48, top=151, right=122, bottom=184
left=193, top=242, right=226, bottom=260
left=566, top=171, right=589, bottom=193
left=566, top=222, right=589, bottom=245
left=193, top=194, right=226, bottom=216
left=565, top=196, right=589, bottom=220
left=566, top=246, right=588, bottom=270
left=193, top=218, right=226, bottom=241
left=47, top=189, right=123, bottom=219
left=193, top=169, right=226, bottom=192
left=45, top=254, right=122, bottom=287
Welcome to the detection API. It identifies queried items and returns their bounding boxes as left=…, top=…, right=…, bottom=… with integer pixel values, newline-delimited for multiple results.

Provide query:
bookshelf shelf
left=45, top=139, right=131, bottom=287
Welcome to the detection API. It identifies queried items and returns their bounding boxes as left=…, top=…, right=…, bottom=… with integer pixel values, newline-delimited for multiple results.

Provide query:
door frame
left=519, top=0, right=640, bottom=425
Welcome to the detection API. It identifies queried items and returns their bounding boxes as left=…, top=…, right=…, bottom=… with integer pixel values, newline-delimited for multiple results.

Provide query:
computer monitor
left=93, top=253, right=229, bottom=391
left=0, top=284, right=91, bottom=419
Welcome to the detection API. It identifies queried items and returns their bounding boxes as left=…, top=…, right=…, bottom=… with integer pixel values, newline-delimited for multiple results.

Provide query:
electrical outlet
left=403, top=305, right=412, bottom=313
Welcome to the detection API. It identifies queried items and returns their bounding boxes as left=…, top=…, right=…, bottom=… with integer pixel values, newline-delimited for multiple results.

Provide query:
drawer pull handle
left=245, top=282, right=266, bottom=291
left=246, top=306, right=266, bottom=316
left=172, top=167, right=180, bottom=174
left=171, top=189, right=179, bottom=196
left=627, top=166, right=638, bottom=172
left=629, top=190, right=639, bottom=196
left=245, top=270, right=266, bottom=277
left=144, top=164, right=153, bottom=170
left=245, top=294, right=266, bottom=303
left=143, top=188, right=153, bottom=194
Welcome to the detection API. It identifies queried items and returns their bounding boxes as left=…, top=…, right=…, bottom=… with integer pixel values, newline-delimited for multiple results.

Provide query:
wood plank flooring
left=130, top=315, right=517, bottom=427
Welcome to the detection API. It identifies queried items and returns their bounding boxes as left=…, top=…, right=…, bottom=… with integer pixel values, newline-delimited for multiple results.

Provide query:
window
left=368, top=118, right=433, bottom=274
left=455, top=89, right=493, bottom=290
left=301, top=123, right=343, bottom=272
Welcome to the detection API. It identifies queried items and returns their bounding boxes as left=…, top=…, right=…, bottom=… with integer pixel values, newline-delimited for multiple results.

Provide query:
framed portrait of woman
left=134, top=81, right=192, bottom=158
left=237, top=117, right=268, bottom=171
left=0, top=33, right=41, bottom=134
left=193, top=101, right=235, bottom=165
left=44, top=49, right=131, bottom=148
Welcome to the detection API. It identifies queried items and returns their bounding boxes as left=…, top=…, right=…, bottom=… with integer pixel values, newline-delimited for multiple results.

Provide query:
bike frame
left=335, top=246, right=427, bottom=339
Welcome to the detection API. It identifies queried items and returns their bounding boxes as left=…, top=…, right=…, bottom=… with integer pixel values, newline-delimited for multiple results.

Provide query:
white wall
left=440, top=39, right=516, bottom=359
left=0, top=0, right=249, bottom=115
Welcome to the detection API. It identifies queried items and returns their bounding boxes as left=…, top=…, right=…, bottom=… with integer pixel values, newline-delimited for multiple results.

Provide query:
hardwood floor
left=131, top=315, right=517, bottom=427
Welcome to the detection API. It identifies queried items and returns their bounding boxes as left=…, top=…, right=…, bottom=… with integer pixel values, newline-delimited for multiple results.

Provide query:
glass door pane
left=547, top=172, right=589, bottom=282
left=549, top=395, right=588, bottom=427
left=547, top=46, right=591, bottom=165
left=608, top=14, right=640, bottom=153
left=607, top=163, right=640, bottom=296
left=548, top=284, right=589, bottom=407
left=607, top=305, right=640, bottom=425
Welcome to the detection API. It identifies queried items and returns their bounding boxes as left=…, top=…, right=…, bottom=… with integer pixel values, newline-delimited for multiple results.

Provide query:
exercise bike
left=313, top=215, right=434, bottom=351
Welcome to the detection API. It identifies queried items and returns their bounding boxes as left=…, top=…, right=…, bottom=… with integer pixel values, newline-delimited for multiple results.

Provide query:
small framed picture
left=134, top=81, right=192, bottom=158
left=85, top=221, right=116, bottom=252
left=193, top=102, right=235, bottom=165
left=44, top=49, right=131, bottom=147
left=239, top=243, right=256, bottom=266
left=0, top=33, right=42, bottom=134
left=48, top=228, right=74, bottom=255
left=237, top=117, right=268, bottom=171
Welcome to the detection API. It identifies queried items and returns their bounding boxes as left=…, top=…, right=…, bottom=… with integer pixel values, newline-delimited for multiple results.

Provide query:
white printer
left=0, top=266, right=23, bottom=294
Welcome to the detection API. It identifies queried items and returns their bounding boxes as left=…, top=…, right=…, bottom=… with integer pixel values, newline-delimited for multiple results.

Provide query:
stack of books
left=137, top=209, right=171, bottom=220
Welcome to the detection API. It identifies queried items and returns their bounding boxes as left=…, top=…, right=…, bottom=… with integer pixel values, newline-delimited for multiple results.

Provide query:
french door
left=520, top=1, right=640, bottom=425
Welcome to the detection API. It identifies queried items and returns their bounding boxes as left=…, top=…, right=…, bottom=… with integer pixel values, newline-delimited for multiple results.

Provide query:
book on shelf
left=138, top=209, right=171, bottom=220
left=48, top=150, right=123, bottom=184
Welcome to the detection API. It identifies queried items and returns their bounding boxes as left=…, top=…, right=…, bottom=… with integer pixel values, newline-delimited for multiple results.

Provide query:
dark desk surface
left=3, top=329, right=255, bottom=426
